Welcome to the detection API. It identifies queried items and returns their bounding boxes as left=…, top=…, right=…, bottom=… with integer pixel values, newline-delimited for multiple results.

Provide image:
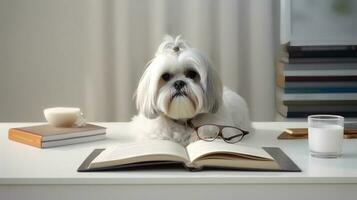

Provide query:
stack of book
left=8, top=124, right=106, bottom=148
left=276, top=44, right=357, bottom=118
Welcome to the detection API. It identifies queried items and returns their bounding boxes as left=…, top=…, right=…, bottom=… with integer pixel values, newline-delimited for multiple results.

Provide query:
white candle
left=308, top=125, right=343, bottom=155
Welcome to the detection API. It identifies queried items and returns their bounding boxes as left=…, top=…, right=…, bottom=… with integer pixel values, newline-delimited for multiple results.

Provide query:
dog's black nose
left=174, top=80, right=186, bottom=90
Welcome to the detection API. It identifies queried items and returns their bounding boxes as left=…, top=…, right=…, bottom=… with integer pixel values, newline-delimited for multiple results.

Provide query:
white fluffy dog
left=130, top=36, right=251, bottom=146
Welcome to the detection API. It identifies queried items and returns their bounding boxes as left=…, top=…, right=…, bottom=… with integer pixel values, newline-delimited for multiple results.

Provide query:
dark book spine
left=284, top=87, right=357, bottom=94
left=282, top=100, right=357, bottom=105
left=286, top=111, right=357, bottom=118
left=288, top=50, right=357, bottom=58
left=287, top=45, right=357, bottom=52
left=285, top=76, right=357, bottom=82
left=283, top=57, right=357, bottom=64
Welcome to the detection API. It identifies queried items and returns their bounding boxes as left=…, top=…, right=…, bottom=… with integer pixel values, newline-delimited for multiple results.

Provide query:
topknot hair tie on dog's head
left=155, top=35, right=190, bottom=56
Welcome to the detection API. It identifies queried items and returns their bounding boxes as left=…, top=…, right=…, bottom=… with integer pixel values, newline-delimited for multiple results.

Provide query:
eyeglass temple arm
left=224, top=131, right=249, bottom=140
left=187, top=120, right=195, bottom=128
left=224, top=134, right=241, bottom=140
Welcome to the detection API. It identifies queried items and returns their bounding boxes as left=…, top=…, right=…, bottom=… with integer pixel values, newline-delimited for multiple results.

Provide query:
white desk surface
left=1, top=122, right=357, bottom=185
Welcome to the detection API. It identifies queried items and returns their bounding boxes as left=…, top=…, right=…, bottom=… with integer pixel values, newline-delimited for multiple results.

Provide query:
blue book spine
left=284, top=87, right=357, bottom=93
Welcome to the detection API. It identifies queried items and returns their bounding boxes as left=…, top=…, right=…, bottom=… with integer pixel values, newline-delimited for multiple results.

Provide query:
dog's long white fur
left=130, top=35, right=251, bottom=146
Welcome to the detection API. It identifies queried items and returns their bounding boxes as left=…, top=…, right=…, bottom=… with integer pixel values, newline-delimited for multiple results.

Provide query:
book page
left=90, top=140, right=189, bottom=168
left=193, top=157, right=280, bottom=170
left=186, top=140, right=273, bottom=163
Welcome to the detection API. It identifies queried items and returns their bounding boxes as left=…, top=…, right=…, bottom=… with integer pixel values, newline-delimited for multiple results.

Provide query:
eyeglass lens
left=221, top=127, right=244, bottom=143
left=197, top=125, right=244, bottom=143
left=197, top=125, right=220, bottom=141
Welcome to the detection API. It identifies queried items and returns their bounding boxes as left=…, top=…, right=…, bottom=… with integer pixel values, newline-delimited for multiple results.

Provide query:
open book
left=78, top=140, right=300, bottom=172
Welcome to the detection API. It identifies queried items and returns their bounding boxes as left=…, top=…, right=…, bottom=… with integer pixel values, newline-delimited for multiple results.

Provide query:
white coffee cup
left=44, top=107, right=86, bottom=127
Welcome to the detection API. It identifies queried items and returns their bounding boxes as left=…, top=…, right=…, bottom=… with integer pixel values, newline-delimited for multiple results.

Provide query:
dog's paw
left=188, top=133, right=200, bottom=145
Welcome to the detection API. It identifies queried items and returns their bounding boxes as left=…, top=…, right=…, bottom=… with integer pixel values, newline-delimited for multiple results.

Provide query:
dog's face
left=135, top=36, right=222, bottom=120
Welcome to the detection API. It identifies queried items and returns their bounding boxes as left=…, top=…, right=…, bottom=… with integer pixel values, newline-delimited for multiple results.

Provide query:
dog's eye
left=161, top=73, right=172, bottom=81
left=185, top=70, right=198, bottom=79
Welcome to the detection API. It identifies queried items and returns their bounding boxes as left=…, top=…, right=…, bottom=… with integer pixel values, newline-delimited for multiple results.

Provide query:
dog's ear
left=205, top=60, right=223, bottom=113
left=134, top=61, right=159, bottom=119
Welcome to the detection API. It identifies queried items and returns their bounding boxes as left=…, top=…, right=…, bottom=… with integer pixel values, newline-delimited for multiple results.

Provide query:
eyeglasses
left=188, top=121, right=249, bottom=143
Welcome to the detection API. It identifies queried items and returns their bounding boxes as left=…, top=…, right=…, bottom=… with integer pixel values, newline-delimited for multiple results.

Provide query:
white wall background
left=0, top=0, right=279, bottom=122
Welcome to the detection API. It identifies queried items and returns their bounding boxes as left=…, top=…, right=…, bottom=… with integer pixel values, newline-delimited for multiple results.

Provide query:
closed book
left=276, top=74, right=357, bottom=88
left=276, top=62, right=357, bottom=77
left=276, top=94, right=357, bottom=106
left=287, top=45, right=357, bottom=52
left=276, top=87, right=357, bottom=102
left=278, top=126, right=357, bottom=139
left=285, top=76, right=357, bottom=82
left=280, top=62, right=357, bottom=71
left=282, top=87, right=357, bottom=94
left=284, top=69, right=357, bottom=77
left=286, top=45, right=357, bottom=58
left=276, top=99, right=357, bottom=118
left=277, top=101, right=357, bottom=113
left=8, top=124, right=106, bottom=148
left=277, top=100, right=357, bottom=105
left=280, top=56, right=357, bottom=64
left=276, top=62, right=357, bottom=88
left=277, top=111, right=357, bottom=118
left=282, top=81, right=357, bottom=88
